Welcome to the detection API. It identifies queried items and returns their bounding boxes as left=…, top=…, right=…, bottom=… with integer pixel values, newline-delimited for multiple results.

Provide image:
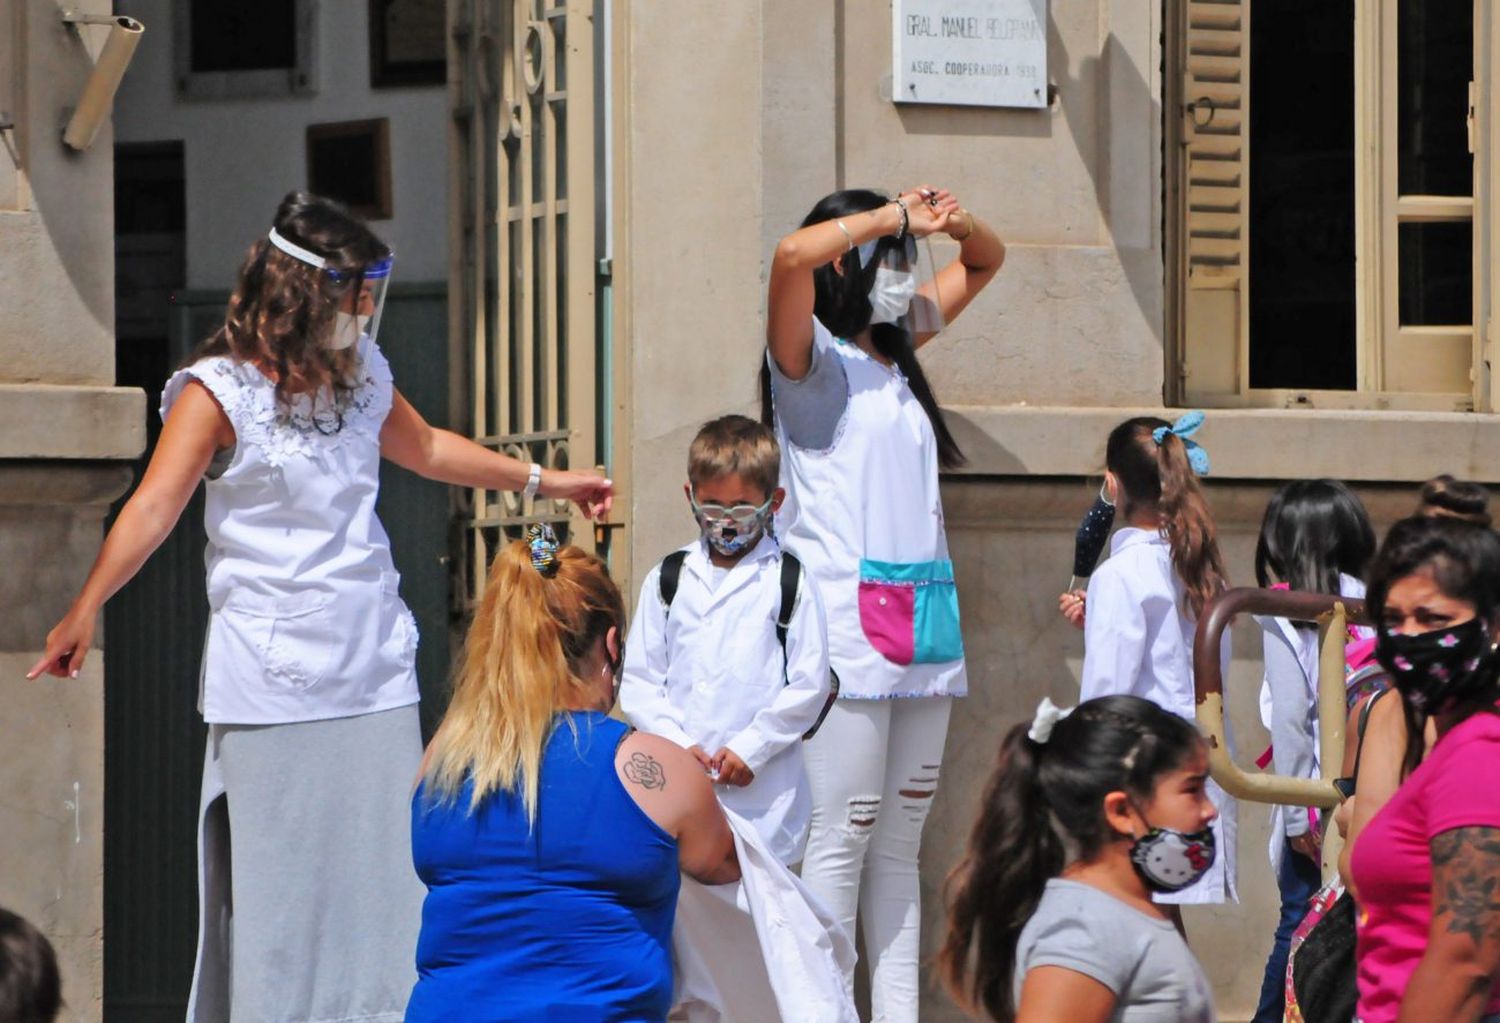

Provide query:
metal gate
left=447, top=0, right=608, bottom=608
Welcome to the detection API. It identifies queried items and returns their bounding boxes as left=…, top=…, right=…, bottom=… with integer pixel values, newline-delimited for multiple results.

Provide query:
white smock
left=769, top=320, right=966, bottom=699
left=1081, top=526, right=1238, bottom=904
left=1254, top=574, right=1368, bottom=875
left=672, top=807, right=859, bottom=1022
left=620, top=535, right=831, bottom=864
left=160, top=336, right=420, bottom=725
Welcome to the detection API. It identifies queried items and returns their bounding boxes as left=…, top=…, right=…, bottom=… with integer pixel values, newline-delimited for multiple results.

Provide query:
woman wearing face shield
left=26, top=192, right=613, bottom=1023
left=760, top=186, right=1005, bottom=1019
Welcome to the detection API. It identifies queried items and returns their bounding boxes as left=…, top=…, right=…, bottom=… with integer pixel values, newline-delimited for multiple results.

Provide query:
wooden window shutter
left=1179, top=0, right=1248, bottom=401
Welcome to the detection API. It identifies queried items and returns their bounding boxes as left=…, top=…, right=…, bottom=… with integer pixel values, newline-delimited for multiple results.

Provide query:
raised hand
left=900, top=185, right=961, bottom=238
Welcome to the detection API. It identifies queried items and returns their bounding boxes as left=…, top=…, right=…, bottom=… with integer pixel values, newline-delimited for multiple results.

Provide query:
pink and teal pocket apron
left=856, top=558, right=965, bottom=665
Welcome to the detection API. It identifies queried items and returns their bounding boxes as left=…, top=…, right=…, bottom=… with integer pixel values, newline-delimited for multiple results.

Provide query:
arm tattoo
left=1432, top=827, right=1500, bottom=948
left=623, top=752, right=667, bottom=791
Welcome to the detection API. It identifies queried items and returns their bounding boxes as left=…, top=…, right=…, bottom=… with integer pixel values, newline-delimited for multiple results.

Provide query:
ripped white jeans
left=800, top=696, right=953, bottom=1023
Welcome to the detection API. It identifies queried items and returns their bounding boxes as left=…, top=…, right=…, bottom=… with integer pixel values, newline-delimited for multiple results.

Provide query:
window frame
left=1166, top=0, right=1484, bottom=412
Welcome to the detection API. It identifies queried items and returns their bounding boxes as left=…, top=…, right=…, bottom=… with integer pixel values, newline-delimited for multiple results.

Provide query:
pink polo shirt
left=1350, top=706, right=1500, bottom=1022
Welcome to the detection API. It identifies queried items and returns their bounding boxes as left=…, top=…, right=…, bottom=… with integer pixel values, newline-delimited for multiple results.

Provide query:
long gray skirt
left=186, top=705, right=426, bottom=1023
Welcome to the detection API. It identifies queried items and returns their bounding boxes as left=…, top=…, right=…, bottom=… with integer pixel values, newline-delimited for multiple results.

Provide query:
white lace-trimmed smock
left=768, top=319, right=966, bottom=700
left=160, top=336, right=420, bottom=725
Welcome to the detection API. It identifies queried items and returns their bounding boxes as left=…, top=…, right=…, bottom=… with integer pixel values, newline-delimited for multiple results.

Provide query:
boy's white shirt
left=621, top=532, right=831, bottom=864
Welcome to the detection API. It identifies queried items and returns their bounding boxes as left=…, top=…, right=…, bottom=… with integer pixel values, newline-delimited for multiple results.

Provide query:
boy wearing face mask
left=620, top=415, right=832, bottom=864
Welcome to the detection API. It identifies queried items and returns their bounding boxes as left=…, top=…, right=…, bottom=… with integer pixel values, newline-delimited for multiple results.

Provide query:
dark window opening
left=1248, top=0, right=1357, bottom=391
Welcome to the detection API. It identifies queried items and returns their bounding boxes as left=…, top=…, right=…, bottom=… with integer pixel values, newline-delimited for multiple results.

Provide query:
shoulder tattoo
left=1432, top=827, right=1500, bottom=948
left=623, top=751, right=667, bottom=791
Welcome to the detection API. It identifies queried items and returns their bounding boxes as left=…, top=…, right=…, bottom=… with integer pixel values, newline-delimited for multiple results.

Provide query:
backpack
left=658, top=549, right=839, bottom=740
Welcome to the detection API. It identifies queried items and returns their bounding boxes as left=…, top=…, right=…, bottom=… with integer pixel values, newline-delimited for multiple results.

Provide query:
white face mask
left=327, top=312, right=369, bottom=351
left=868, top=266, right=918, bottom=326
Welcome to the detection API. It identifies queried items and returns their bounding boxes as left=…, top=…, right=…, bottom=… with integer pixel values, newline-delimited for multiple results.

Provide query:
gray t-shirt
left=1014, top=879, right=1215, bottom=1022
left=766, top=321, right=850, bottom=451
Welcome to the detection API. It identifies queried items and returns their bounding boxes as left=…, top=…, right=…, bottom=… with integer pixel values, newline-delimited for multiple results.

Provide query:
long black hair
left=1255, top=480, right=1376, bottom=629
left=759, top=189, right=965, bottom=469
left=1365, top=514, right=1500, bottom=776
left=939, top=695, right=1204, bottom=1022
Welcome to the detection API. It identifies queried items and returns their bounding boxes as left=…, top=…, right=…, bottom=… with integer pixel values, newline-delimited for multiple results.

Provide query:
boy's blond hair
left=688, top=415, right=780, bottom=496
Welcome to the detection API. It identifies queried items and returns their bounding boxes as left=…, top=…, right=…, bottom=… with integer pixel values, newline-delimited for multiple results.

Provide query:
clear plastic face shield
left=268, top=227, right=394, bottom=350
left=858, top=232, right=945, bottom=337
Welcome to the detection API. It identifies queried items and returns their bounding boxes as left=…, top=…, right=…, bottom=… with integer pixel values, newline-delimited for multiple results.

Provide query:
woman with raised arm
left=761, top=185, right=1004, bottom=1019
left=25, top=192, right=612, bottom=1023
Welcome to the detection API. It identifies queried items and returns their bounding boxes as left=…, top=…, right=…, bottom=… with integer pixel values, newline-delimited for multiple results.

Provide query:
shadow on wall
left=892, top=17, right=1165, bottom=355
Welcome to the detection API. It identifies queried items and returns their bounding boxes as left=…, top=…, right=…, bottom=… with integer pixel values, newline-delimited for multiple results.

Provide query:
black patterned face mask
left=1376, top=617, right=1499, bottom=714
left=1070, top=486, right=1116, bottom=590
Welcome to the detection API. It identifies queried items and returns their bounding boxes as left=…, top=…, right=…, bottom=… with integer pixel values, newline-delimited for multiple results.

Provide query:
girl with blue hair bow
left=1059, top=413, right=1239, bottom=911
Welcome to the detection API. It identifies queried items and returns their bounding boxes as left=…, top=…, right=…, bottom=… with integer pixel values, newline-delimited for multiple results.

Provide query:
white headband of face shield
left=267, top=228, right=392, bottom=351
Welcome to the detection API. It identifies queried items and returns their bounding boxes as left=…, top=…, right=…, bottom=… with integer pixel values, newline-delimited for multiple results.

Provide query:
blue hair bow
left=1152, top=410, right=1211, bottom=476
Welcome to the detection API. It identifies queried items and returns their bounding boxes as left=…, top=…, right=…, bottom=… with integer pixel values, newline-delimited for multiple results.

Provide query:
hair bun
left=1419, top=475, right=1493, bottom=528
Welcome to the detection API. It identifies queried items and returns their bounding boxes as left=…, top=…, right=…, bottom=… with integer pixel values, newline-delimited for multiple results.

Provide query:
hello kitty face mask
left=1128, top=819, right=1217, bottom=893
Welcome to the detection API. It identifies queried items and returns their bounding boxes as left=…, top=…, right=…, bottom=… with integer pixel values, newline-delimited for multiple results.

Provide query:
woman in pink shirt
left=1350, top=514, right=1500, bottom=1023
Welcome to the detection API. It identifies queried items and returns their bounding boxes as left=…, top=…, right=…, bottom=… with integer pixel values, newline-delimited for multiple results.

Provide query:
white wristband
left=522, top=462, right=543, bottom=500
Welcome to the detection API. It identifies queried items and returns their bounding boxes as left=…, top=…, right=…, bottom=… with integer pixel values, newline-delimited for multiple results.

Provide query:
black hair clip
left=526, top=523, right=561, bottom=577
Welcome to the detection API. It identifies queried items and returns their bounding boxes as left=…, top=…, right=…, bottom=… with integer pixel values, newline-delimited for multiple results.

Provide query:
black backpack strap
left=778, top=551, right=839, bottom=740
left=1350, top=685, right=1392, bottom=785
left=657, top=551, right=689, bottom=617
left=776, top=552, right=801, bottom=653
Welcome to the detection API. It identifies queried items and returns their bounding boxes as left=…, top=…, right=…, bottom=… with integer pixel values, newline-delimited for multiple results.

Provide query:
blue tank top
left=407, top=711, right=680, bottom=1022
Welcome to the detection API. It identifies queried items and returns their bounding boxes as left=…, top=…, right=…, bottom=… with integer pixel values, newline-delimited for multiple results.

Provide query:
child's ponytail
left=1154, top=430, right=1227, bottom=618
left=939, top=722, right=1061, bottom=1022
left=1106, top=416, right=1227, bottom=619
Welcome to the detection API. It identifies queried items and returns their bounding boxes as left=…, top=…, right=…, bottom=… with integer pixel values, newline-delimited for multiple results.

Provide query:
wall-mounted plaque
left=892, top=0, right=1048, bottom=109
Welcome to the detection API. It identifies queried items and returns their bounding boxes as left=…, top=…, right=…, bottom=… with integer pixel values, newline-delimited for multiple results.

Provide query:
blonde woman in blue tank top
left=409, top=528, right=738, bottom=1020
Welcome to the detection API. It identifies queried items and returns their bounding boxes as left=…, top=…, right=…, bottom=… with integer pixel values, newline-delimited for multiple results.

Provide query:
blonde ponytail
left=421, top=539, right=625, bottom=823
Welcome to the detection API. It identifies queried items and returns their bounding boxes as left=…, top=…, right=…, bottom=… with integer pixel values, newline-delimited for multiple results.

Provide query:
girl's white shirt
left=160, top=336, right=420, bottom=725
left=1255, top=573, right=1368, bottom=871
left=769, top=320, right=965, bottom=699
left=1081, top=525, right=1238, bottom=904
left=620, top=534, right=831, bottom=864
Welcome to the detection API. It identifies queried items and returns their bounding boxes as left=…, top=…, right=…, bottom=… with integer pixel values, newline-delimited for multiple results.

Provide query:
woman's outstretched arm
left=380, top=389, right=613, bottom=520
left=27, top=381, right=230, bottom=679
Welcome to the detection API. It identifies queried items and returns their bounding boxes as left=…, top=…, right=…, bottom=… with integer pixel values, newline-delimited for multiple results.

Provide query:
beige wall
left=0, top=2, right=145, bottom=1020
left=613, top=2, right=1492, bottom=1020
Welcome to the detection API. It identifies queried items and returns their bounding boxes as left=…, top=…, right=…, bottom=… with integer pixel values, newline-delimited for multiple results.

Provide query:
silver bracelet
left=889, top=197, right=909, bottom=240
left=834, top=219, right=854, bottom=252
left=522, top=462, right=543, bottom=500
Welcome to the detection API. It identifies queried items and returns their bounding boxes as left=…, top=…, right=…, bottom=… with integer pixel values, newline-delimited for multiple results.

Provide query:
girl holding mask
left=761, top=185, right=1005, bottom=1018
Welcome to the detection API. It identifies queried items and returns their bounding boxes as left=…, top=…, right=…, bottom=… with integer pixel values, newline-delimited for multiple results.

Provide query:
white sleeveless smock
left=770, top=320, right=966, bottom=699
left=160, top=335, right=420, bottom=725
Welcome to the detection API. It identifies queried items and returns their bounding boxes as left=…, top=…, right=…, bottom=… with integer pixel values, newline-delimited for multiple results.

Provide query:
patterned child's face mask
left=691, top=493, right=773, bottom=557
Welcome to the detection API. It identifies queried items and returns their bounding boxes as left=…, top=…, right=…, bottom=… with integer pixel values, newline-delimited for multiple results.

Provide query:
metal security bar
left=1193, top=587, right=1375, bottom=882
left=448, top=0, right=601, bottom=609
